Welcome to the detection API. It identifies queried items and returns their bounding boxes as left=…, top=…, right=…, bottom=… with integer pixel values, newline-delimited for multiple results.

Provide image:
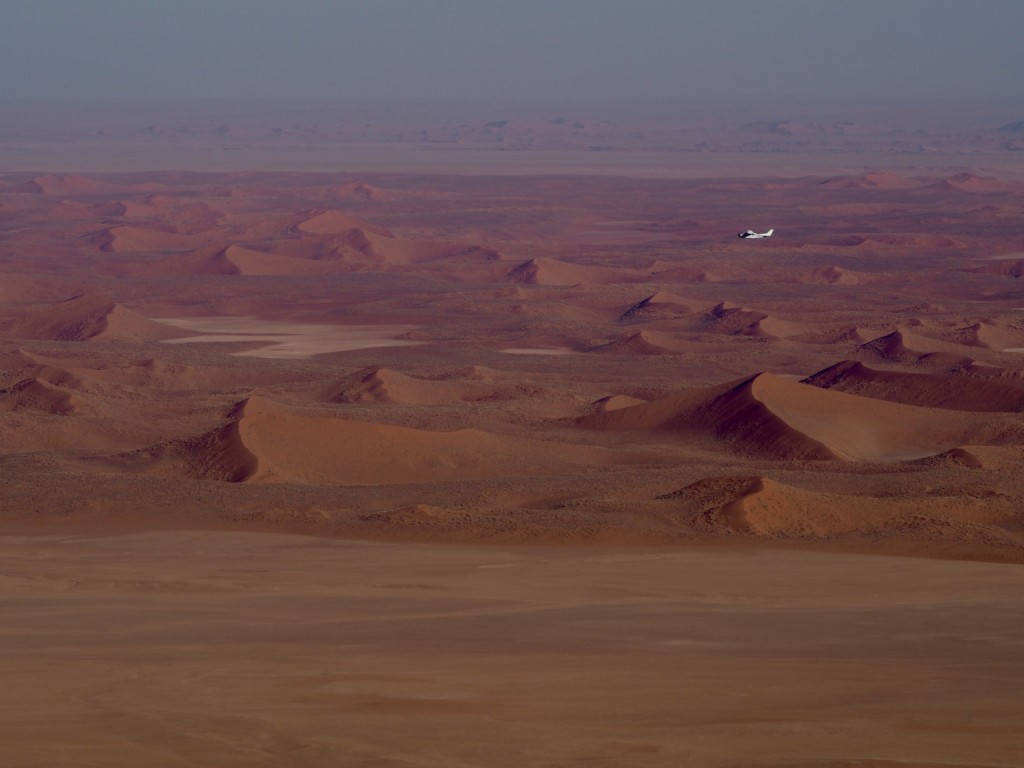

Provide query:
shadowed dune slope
left=804, top=360, right=1024, bottom=412
left=858, top=330, right=912, bottom=359
left=579, top=373, right=1022, bottom=461
left=619, top=292, right=693, bottom=321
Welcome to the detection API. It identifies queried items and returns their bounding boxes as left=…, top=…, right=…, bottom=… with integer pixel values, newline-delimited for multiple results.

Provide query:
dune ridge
left=581, top=372, right=1020, bottom=461
left=804, top=359, right=1024, bottom=412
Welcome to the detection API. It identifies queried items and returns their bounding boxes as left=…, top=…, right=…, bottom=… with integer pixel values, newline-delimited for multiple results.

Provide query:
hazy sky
left=2, top=0, right=1021, bottom=103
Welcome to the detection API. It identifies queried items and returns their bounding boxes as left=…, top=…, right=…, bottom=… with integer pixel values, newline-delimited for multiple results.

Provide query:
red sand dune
left=294, top=209, right=393, bottom=237
left=274, top=212, right=445, bottom=266
left=0, top=357, right=81, bottom=391
left=952, top=321, right=1024, bottom=350
left=700, top=302, right=804, bottom=339
left=118, top=244, right=339, bottom=278
left=803, top=359, right=1024, bottom=411
left=706, top=477, right=877, bottom=537
left=593, top=330, right=692, bottom=356
left=327, top=366, right=501, bottom=404
left=619, top=292, right=692, bottom=321
left=95, top=226, right=206, bottom=254
left=0, top=377, right=79, bottom=415
left=856, top=329, right=945, bottom=361
left=1, top=162, right=1024, bottom=566
left=506, top=257, right=636, bottom=287
left=1, top=294, right=184, bottom=342
left=660, top=474, right=1019, bottom=546
left=858, top=321, right=1024, bottom=356
left=580, top=372, right=1022, bottom=461
left=137, top=396, right=635, bottom=485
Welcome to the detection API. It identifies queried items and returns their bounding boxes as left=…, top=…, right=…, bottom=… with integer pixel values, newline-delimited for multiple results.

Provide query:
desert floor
left=2, top=531, right=1023, bottom=768
left=2, top=102, right=1024, bottom=765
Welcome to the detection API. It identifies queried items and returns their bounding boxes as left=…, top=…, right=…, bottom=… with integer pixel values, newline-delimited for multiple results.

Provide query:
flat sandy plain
left=2, top=102, right=1024, bottom=766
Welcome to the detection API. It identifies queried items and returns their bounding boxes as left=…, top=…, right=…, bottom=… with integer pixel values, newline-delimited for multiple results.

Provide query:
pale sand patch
left=158, top=316, right=422, bottom=359
left=500, top=347, right=577, bottom=356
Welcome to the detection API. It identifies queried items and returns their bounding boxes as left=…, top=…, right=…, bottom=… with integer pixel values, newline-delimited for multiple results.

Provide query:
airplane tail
left=766, top=229, right=774, bottom=237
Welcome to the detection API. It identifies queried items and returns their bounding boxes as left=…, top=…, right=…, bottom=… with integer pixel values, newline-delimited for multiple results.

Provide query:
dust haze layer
left=2, top=1, right=1023, bottom=101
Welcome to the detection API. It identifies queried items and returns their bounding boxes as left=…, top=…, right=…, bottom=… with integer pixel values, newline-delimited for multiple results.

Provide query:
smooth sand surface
left=2, top=532, right=1023, bottom=768
left=159, top=317, right=422, bottom=359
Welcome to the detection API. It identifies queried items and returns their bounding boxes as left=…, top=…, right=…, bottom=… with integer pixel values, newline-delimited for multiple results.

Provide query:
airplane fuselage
left=738, top=228, right=774, bottom=239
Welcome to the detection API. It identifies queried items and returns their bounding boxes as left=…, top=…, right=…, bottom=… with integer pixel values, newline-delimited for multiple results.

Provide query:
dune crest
left=856, top=330, right=922, bottom=361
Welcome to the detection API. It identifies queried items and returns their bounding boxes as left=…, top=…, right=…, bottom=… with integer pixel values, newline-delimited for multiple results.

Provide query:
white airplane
left=738, top=228, right=774, bottom=239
